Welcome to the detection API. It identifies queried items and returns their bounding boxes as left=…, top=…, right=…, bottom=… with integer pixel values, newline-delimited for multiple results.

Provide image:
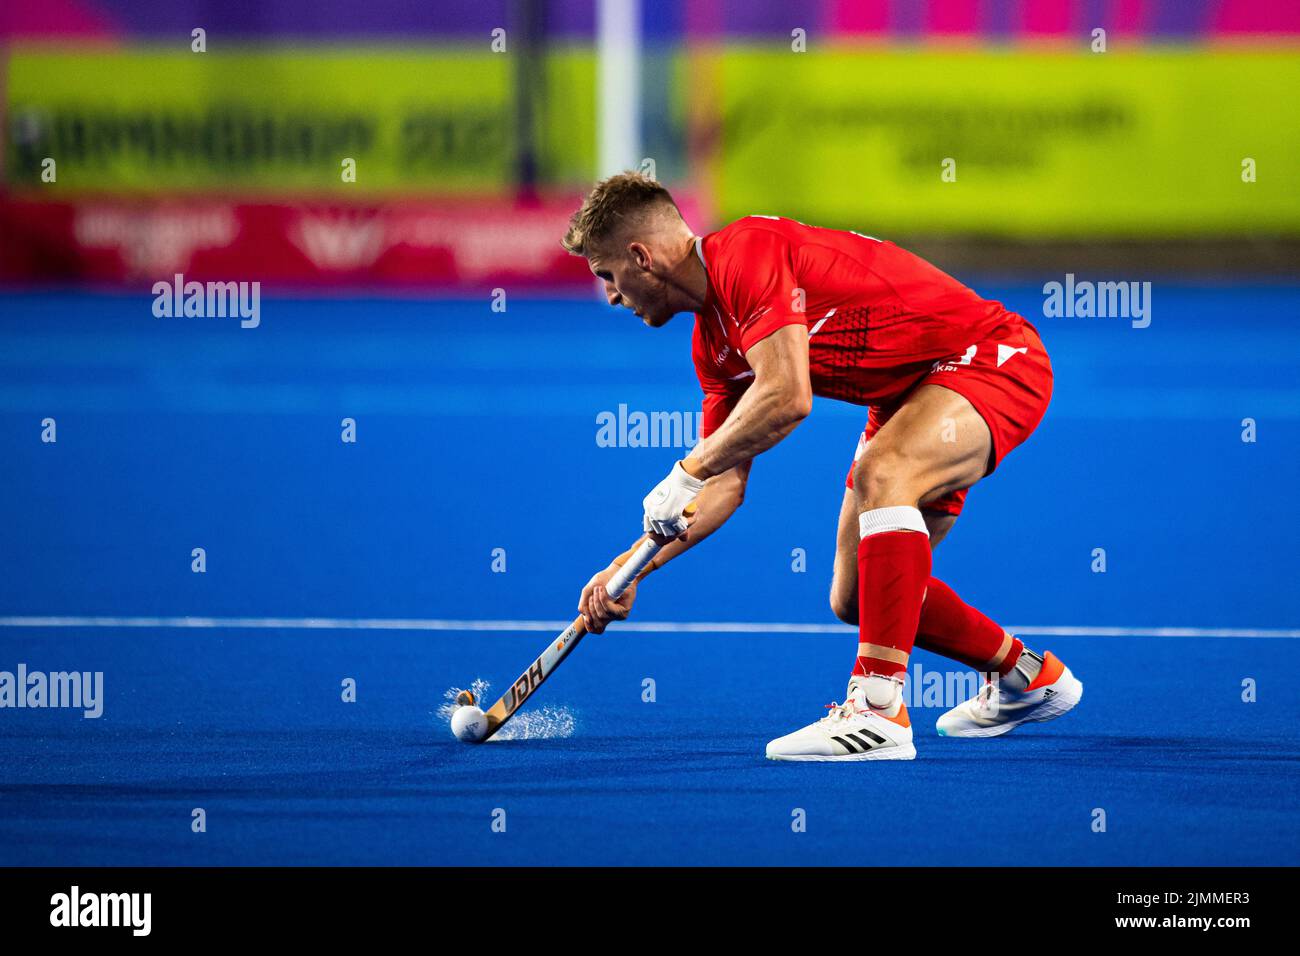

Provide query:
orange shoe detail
left=1024, top=651, right=1066, bottom=692
left=876, top=701, right=911, bottom=729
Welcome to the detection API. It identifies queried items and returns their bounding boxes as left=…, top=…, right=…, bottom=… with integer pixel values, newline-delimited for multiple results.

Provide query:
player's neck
left=669, top=235, right=709, bottom=312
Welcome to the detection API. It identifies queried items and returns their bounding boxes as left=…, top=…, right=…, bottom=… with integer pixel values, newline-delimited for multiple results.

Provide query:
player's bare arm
left=580, top=460, right=750, bottom=633
left=680, top=324, right=812, bottom=480
left=590, top=319, right=811, bottom=629
left=640, top=323, right=809, bottom=536
left=584, top=322, right=812, bottom=631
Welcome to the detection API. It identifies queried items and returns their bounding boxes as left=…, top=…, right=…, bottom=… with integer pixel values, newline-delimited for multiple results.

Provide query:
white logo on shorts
left=931, top=344, right=976, bottom=374
left=996, top=344, right=1028, bottom=367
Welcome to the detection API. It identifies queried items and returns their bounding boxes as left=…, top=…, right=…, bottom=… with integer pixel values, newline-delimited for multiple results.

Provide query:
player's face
left=588, top=247, right=676, bottom=328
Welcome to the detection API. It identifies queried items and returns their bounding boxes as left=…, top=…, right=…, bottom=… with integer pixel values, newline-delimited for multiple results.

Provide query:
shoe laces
left=820, top=699, right=866, bottom=725
left=975, top=679, right=999, bottom=714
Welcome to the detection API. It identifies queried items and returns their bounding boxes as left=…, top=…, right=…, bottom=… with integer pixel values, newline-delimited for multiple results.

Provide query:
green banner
left=709, top=47, right=1300, bottom=235
left=4, top=46, right=595, bottom=193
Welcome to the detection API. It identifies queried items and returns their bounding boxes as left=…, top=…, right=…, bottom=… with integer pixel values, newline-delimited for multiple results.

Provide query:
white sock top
left=859, top=505, right=927, bottom=539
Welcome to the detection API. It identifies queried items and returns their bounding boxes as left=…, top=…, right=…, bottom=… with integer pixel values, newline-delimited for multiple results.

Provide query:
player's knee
left=853, top=447, right=922, bottom=509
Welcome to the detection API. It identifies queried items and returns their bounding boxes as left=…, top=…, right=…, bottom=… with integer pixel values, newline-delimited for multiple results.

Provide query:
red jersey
left=692, top=216, right=1015, bottom=436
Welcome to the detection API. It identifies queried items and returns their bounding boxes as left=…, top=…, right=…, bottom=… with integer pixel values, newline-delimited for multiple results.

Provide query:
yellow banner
left=709, top=47, right=1300, bottom=235
left=3, top=46, right=595, bottom=193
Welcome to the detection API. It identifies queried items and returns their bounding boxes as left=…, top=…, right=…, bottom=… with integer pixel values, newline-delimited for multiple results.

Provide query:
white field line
left=0, top=616, right=1295, bottom=638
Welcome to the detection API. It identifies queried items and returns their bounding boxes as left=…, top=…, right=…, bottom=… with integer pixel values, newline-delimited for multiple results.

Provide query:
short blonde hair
left=561, top=172, right=680, bottom=256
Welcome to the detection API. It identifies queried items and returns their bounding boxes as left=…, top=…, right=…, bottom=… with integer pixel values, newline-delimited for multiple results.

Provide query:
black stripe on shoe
left=845, top=733, right=874, bottom=751
left=831, top=735, right=859, bottom=754
left=859, top=728, right=888, bottom=745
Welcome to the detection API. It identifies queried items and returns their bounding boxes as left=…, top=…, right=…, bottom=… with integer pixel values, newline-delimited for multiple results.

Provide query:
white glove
left=642, top=461, right=706, bottom=537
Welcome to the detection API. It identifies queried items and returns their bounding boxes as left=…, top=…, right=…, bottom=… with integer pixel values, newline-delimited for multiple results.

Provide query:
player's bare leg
left=766, top=385, right=1077, bottom=760
left=844, top=384, right=993, bottom=723
left=816, top=391, right=1082, bottom=738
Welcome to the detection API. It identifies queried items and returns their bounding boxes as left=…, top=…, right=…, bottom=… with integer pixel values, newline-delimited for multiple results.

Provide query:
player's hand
left=578, top=563, right=638, bottom=634
left=642, top=461, right=706, bottom=538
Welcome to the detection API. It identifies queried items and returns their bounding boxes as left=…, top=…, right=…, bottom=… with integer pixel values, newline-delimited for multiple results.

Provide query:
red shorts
left=845, top=316, right=1053, bottom=517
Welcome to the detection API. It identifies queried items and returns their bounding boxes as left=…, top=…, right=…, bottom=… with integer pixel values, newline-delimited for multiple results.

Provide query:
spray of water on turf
left=439, top=680, right=576, bottom=741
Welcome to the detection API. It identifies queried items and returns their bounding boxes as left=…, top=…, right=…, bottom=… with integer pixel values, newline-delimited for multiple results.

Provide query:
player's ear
left=627, top=241, right=652, bottom=271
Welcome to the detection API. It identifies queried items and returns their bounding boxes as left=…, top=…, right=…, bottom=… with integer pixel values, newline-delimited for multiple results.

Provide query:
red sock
left=915, top=576, right=1023, bottom=675
left=854, top=508, right=932, bottom=680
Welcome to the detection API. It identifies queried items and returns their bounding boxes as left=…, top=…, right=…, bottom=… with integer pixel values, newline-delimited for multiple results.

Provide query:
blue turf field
left=1, top=285, right=1298, bottom=865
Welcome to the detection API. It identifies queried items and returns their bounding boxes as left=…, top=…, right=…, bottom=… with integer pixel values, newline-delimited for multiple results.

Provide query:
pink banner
left=0, top=196, right=614, bottom=290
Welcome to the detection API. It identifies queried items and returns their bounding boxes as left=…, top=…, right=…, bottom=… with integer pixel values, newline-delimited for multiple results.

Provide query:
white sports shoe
left=936, top=651, right=1083, bottom=738
left=765, top=681, right=916, bottom=761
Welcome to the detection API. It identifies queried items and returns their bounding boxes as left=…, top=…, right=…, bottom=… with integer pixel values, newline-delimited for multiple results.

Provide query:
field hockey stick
left=475, top=535, right=665, bottom=742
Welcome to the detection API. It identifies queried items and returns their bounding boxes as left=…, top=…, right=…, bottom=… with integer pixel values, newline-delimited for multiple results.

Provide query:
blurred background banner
left=2, top=0, right=1298, bottom=287
left=3, top=48, right=595, bottom=192
left=711, top=48, right=1300, bottom=236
